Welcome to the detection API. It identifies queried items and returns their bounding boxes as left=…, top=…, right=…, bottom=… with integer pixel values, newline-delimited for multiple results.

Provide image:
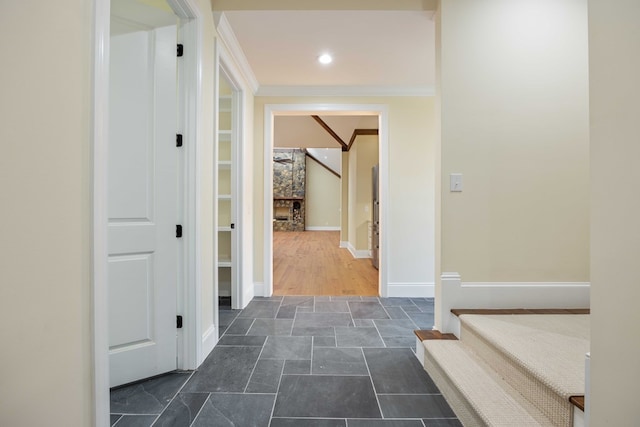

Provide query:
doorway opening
left=263, top=104, right=390, bottom=299
left=271, top=115, right=380, bottom=296
left=94, top=0, right=203, bottom=422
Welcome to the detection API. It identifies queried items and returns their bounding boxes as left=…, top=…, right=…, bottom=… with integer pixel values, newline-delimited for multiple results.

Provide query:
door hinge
left=176, top=224, right=183, bottom=238
left=176, top=134, right=183, bottom=147
left=230, top=223, right=235, bottom=229
left=177, top=44, right=184, bottom=57
left=176, top=315, right=183, bottom=329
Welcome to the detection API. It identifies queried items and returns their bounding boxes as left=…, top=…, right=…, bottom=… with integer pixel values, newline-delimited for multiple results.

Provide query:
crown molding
left=211, top=0, right=437, bottom=11
left=214, top=12, right=260, bottom=93
left=255, top=85, right=435, bottom=97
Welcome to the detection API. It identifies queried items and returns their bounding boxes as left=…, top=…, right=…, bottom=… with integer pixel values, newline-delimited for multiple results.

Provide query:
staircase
left=415, top=311, right=589, bottom=427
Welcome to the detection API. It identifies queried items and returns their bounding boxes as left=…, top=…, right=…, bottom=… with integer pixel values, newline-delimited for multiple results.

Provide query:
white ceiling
left=222, top=10, right=436, bottom=94
left=221, top=9, right=433, bottom=147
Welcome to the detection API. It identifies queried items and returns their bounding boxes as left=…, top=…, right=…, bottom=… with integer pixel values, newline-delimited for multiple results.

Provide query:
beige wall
left=589, top=0, right=640, bottom=423
left=0, top=2, right=93, bottom=426
left=254, top=96, right=436, bottom=291
left=349, top=135, right=378, bottom=251
left=438, top=0, right=590, bottom=282
left=305, top=158, right=341, bottom=229
left=389, top=98, right=436, bottom=284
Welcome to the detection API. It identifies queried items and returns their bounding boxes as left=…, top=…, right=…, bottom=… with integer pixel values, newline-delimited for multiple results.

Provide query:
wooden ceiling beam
left=311, top=115, right=349, bottom=151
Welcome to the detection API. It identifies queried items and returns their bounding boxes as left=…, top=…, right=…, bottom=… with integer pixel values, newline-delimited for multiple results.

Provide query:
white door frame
left=217, top=46, right=246, bottom=310
left=92, top=0, right=203, bottom=424
left=263, top=104, right=390, bottom=297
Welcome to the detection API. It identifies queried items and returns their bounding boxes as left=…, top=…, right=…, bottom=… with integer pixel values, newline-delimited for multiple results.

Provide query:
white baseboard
left=340, top=241, right=348, bottom=249
left=218, top=289, right=231, bottom=297
left=200, top=324, right=217, bottom=365
left=241, top=282, right=255, bottom=309
left=305, top=226, right=341, bottom=231
left=254, top=282, right=265, bottom=298
left=387, top=282, right=435, bottom=298
left=347, top=242, right=371, bottom=259
left=439, top=272, right=591, bottom=335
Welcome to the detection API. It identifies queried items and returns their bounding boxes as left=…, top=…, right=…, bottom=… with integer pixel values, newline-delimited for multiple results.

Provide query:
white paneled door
left=108, top=24, right=178, bottom=387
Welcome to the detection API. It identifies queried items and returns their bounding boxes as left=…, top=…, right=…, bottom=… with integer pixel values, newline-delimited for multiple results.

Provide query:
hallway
left=110, top=296, right=460, bottom=426
left=273, top=231, right=378, bottom=296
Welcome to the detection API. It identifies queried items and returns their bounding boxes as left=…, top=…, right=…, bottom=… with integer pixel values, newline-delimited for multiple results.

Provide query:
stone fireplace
left=273, top=148, right=305, bottom=231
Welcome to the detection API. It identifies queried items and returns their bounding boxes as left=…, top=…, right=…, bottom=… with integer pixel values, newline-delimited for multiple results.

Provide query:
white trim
left=217, top=26, right=254, bottom=310
left=92, top=0, right=110, bottom=425
left=217, top=54, right=241, bottom=311
left=387, top=282, right=435, bottom=298
left=254, top=282, right=265, bottom=297
left=438, top=272, right=591, bottom=335
left=415, top=336, right=426, bottom=367
left=378, top=107, right=390, bottom=298
left=174, top=0, right=203, bottom=372
left=347, top=242, right=371, bottom=259
left=263, top=110, right=274, bottom=297
left=339, top=241, right=349, bottom=249
left=201, top=324, right=217, bottom=360
left=243, top=281, right=255, bottom=306
left=264, top=103, right=389, bottom=299
left=574, top=404, right=585, bottom=427
left=305, top=226, right=341, bottom=231
left=584, top=352, right=590, bottom=427
left=256, top=85, right=435, bottom=97
left=214, top=13, right=259, bottom=93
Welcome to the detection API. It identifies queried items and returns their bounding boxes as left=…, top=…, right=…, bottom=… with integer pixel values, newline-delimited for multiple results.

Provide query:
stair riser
left=461, top=323, right=572, bottom=427
left=423, top=348, right=488, bottom=426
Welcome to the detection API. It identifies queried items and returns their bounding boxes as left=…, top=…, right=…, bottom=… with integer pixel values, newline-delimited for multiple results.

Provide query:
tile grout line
left=243, top=326, right=270, bottom=394
left=360, top=346, right=385, bottom=419
left=310, top=334, right=316, bottom=375
left=188, top=392, right=211, bottom=427
left=245, top=296, right=287, bottom=406
left=267, top=349, right=287, bottom=425
left=148, top=371, right=195, bottom=426
left=370, top=316, right=387, bottom=349
left=347, top=301, right=357, bottom=329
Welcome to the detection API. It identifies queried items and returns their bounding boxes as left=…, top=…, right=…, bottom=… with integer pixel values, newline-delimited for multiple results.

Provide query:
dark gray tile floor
left=110, top=296, right=461, bottom=427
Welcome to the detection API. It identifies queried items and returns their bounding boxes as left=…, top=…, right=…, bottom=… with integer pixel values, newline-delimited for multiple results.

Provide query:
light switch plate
left=450, top=173, right=463, bottom=192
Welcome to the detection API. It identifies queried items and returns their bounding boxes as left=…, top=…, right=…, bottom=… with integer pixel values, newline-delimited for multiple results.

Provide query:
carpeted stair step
left=423, top=340, right=555, bottom=426
left=458, top=314, right=589, bottom=427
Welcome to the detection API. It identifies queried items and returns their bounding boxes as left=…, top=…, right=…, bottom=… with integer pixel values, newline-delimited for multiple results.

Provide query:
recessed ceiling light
left=318, top=53, right=333, bottom=65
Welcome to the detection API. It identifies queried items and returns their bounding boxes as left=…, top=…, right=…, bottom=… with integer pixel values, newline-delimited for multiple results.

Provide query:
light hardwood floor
left=273, top=231, right=378, bottom=296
